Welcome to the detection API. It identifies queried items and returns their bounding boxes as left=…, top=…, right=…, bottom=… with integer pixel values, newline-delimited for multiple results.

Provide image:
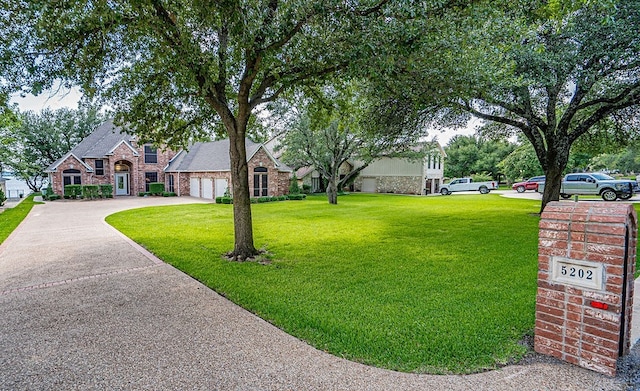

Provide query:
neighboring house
left=291, top=143, right=446, bottom=195
left=46, top=120, right=292, bottom=198
left=354, top=144, right=446, bottom=195
left=294, top=162, right=355, bottom=193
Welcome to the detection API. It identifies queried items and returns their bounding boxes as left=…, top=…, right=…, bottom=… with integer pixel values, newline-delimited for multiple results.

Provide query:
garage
left=215, top=178, right=228, bottom=198
left=190, top=178, right=200, bottom=197
left=362, top=178, right=377, bottom=193
left=202, top=178, right=214, bottom=199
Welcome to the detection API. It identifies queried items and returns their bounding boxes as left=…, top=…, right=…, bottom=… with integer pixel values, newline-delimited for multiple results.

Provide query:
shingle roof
left=46, top=119, right=136, bottom=172
left=45, top=119, right=292, bottom=174
left=166, top=138, right=291, bottom=172
left=71, top=119, right=136, bottom=158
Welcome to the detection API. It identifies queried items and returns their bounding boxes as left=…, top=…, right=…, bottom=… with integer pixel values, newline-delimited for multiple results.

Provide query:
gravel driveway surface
left=1, top=196, right=638, bottom=391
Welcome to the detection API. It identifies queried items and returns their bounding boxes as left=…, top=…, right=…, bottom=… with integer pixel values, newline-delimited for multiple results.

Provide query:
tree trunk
left=227, top=121, right=259, bottom=260
left=540, top=145, right=571, bottom=214
left=541, top=166, right=564, bottom=213
left=326, top=177, right=338, bottom=205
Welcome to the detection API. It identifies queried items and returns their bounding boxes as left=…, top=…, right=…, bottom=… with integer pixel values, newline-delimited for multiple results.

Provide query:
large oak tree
left=1, top=0, right=399, bottom=259
left=374, top=1, right=640, bottom=212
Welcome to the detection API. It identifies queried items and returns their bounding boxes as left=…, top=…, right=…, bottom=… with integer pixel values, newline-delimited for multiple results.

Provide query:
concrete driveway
left=0, top=196, right=637, bottom=390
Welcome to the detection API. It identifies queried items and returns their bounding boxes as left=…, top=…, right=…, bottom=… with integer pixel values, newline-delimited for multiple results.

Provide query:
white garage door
left=190, top=178, right=200, bottom=197
left=215, top=178, right=228, bottom=198
left=362, top=178, right=377, bottom=193
left=202, top=178, right=214, bottom=199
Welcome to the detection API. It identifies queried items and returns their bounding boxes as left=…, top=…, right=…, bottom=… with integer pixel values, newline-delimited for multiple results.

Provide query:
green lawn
left=107, top=193, right=547, bottom=374
left=0, top=194, right=40, bottom=244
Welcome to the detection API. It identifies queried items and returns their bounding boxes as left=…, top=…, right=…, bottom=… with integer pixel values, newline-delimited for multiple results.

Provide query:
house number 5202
left=552, top=257, right=603, bottom=290
left=560, top=265, right=593, bottom=280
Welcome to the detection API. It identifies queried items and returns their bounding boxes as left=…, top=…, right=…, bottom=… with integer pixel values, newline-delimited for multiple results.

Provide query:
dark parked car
left=512, top=176, right=545, bottom=193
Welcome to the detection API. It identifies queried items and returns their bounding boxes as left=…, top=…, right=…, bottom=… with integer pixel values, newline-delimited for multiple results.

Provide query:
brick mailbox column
left=535, top=201, right=637, bottom=376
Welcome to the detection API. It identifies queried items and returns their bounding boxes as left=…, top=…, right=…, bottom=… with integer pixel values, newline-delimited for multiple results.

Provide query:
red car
left=512, top=176, right=545, bottom=193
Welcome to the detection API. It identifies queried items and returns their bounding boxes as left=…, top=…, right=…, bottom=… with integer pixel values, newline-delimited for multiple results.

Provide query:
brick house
left=46, top=120, right=291, bottom=198
left=46, top=120, right=177, bottom=196
left=165, top=139, right=292, bottom=198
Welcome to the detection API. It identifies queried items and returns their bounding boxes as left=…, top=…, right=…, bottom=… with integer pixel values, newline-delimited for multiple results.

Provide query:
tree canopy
left=443, top=135, right=515, bottom=180
left=3, top=107, right=105, bottom=191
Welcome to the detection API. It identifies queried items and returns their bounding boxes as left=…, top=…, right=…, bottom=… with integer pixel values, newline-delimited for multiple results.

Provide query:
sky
left=10, top=86, right=83, bottom=112
left=10, top=88, right=477, bottom=146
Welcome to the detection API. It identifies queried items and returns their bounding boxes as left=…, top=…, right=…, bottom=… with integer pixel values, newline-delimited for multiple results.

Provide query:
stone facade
left=353, top=175, right=422, bottom=195
left=535, top=202, right=637, bottom=376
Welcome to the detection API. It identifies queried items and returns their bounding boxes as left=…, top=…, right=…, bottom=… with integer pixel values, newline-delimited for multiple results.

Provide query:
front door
left=115, top=173, right=129, bottom=196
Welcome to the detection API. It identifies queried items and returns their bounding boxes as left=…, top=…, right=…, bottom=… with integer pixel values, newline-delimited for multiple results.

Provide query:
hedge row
left=139, top=191, right=177, bottom=197
left=215, top=194, right=306, bottom=204
left=56, top=184, right=114, bottom=200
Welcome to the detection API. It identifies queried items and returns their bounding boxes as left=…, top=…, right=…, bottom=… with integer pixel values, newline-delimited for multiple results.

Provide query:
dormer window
left=144, top=145, right=158, bottom=164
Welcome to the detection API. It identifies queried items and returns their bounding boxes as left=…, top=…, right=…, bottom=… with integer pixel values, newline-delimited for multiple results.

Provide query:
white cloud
left=10, top=85, right=82, bottom=112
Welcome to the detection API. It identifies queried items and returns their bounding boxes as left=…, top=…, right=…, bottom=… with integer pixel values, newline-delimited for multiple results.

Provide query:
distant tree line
left=445, top=135, right=640, bottom=184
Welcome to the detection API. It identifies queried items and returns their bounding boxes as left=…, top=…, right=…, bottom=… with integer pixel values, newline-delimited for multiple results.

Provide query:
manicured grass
left=0, top=195, right=40, bottom=244
left=107, top=193, right=546, bottom=374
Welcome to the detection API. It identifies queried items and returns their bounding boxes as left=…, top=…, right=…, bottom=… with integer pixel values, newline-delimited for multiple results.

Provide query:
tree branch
left=458, top=100, right=528, bottom=131
left=570, top=97, right=640, bottom=144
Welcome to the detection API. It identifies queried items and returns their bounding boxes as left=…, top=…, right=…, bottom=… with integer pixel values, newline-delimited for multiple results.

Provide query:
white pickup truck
left=440, top=178, right=498, bottom=195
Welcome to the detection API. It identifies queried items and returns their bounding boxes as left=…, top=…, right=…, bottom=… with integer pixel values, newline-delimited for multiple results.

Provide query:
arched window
left=62, top=169, right=82, bottom=186
left=114, top=161, right=130, bottom=172
left=253, top=167, right=268, bottom=196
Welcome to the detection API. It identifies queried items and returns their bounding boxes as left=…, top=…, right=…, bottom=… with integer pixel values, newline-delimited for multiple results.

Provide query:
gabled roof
left=71, top=119, right=137, bottom=158
left=45, top=152, right=94, bottom=173
left=165, top=139, right=292, bottom=173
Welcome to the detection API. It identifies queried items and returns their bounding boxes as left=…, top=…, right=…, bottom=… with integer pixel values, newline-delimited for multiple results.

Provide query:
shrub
left=258, top=196, right=269, bottom=203
left=302, top=184, right=312, bottom=194
left=0, top=188, right=6, bottom=206
left=99, top=184, right=113, bottom=198
left=149, top=182, right=164, bottom=195
left=138, top=192, right=151, bottom=197
left=289, top=174, right=301, bottom=194
left=64, top=185, right=82, bottom=199
left=278, top=195, right=286, bottom=201
left=215, top=196, right=233, bottom=204
left=42, top=184, right=54, bottom=200
left=47, top=194, right=61, bottom=201
left=287, top=193, right=306, bottom=200
left=82, top=185, right=100, bottom=199
left=162, top=191, right=177, bottom=197
left=250, top=198, right=258, bottom=204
